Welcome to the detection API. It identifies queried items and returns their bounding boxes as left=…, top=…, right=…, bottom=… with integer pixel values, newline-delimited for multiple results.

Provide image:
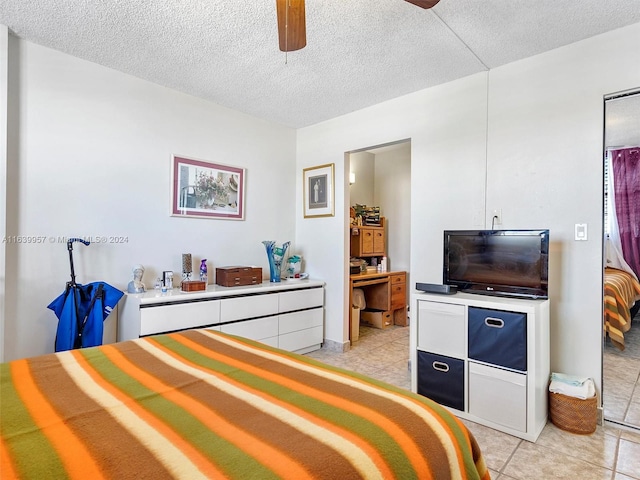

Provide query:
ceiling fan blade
left=404, top=0, right=440, bottom=8
left=276, top=0, right=306, bottom=52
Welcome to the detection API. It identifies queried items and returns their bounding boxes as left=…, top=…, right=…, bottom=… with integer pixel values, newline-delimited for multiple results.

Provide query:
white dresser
left=410, top=291, right=550, bottom=442
left=118, top=280, right=324, bottom=354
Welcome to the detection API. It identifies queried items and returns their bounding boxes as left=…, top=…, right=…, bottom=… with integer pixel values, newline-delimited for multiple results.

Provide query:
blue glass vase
left=262, top=240, right=290, bottom=282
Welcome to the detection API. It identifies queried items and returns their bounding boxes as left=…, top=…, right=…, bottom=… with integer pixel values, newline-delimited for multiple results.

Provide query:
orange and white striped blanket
left=1, top=329, right=490, bottom=480
left=604, top=267, right=640, bottom=350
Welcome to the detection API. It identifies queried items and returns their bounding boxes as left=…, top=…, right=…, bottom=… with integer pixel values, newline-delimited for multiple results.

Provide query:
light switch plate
left=575, top=223, right=588, bottom=241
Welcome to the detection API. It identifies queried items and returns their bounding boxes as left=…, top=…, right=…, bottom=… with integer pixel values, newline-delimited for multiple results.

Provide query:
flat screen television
left=443, top=229, right=549, bottom=299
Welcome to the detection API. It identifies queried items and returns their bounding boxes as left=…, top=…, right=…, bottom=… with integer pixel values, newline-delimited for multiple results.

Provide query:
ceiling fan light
left=276, top=0, right=307, bottom=52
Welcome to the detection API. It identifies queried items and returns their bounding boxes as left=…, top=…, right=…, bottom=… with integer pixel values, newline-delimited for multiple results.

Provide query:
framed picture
left=303, top=163, right=334, bottom=218
left=171, top=155, right=245, bottom=220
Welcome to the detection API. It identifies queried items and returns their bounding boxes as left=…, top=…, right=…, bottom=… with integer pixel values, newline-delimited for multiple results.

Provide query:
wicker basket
left=549, top=391, right=597, bottom=434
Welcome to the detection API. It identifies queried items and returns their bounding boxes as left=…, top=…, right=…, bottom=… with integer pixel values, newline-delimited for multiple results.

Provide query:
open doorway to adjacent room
left=346, top=139, right=411, bottom=344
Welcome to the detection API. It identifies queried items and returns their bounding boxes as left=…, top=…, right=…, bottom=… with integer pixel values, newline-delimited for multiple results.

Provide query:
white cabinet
left=119, top=281, right=324, bottom=354
left=220, top=295, right=279, bottom=323
left=410, top=291, right=549, bottom=442
left=140, top=300, right=220, bottom=336
left=279, top=308, right=324, bottom=353
left=221, top=316, right=279, bottom=347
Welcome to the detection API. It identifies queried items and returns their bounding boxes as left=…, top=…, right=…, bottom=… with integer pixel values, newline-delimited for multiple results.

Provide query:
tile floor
left=603, top=313, right=640, bottom=427
left=306, top=325, right=640, bottom=480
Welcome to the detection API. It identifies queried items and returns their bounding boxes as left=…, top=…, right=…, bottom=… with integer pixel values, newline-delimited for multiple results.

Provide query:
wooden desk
left=350, top=271, right=407, bottom=339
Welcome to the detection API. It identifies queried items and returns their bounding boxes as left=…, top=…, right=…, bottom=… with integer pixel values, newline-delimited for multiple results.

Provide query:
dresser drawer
left=279, top=308, right=323, bottom=335
left=390, top=273, right=405, bottom=284
left=221, top=316, right=278, bottom=341
left=279, top=326, right=323, bottom=352
left=220, top=294, right=278, bottom=322
left=390, top=282, right=406, bottom=309
left=279, top=287, right=323, bottom=313
left=140, top=300, right=220, bottom=336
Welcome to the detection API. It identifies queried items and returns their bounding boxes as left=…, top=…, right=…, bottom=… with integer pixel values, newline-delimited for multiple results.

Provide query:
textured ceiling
left=1, top=1, right=639, bottom=128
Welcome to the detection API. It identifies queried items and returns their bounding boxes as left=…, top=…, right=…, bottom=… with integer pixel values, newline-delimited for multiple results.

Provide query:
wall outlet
left=492, top=209, right=502, bottom=227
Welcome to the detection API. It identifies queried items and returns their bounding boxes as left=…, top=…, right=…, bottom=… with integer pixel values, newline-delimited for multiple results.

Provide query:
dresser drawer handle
left=432, top=361, right=450, bottom=372
left=485, top=317, right=504, bottom=328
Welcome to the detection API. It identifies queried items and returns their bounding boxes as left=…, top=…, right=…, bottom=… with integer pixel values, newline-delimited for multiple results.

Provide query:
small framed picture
left=171, top=155, right=245, bottom=220
left=303, top=163, right=334, bottom=218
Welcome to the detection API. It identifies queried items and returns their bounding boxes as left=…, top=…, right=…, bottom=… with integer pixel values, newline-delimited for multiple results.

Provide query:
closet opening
left=602, top=89, right=640, bottom=431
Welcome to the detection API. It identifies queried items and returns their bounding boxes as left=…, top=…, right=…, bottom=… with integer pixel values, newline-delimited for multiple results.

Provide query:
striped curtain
left=611, top=147, right=640, bottom=278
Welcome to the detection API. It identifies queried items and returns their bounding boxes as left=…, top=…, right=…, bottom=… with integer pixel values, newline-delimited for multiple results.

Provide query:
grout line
left=496, top=438, right=522, bottom=477
left=610, top=435, right=621, bottom=480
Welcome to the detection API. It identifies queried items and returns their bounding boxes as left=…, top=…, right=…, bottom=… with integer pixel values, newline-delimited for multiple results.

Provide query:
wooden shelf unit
left=350, top=218, right=386, bottom=257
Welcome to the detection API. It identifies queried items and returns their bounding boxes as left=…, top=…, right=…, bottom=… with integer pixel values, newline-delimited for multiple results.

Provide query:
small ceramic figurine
left=127, top=264, right=146, bottom=293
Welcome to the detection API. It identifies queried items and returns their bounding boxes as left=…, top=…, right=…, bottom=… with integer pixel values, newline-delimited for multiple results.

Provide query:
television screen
left=443, top=230, right=549, bottom=299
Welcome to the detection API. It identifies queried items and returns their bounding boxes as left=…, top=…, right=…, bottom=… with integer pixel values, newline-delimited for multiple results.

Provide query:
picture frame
left=171, top=155, right=245, bottom=220
left=303, top=163, right=334, bottom=218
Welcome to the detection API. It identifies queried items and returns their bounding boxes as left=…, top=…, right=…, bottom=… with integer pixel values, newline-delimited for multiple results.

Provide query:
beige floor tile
left=619, top=427, right=640, bottom=444
left=502, top=441, right=614, bottom=479
left=534, top=422, right=619, bottom=469
left=614, top=473, right=638, bottom=480
left=616, top=439, right=640, bottom=479
left=460, top=420, right=521, bottom=472
left=604, top=393, right=631, bottom=423
left=626, top=402, right=640, bottom=425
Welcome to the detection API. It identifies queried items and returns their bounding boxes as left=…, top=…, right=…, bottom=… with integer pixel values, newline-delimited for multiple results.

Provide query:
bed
left=604, top=267, right=640, bottom=350
left=1, top=328, right=489, bottom=480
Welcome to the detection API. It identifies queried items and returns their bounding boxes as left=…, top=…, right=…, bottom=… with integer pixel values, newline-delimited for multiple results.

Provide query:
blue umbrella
left=48, top=281, right=123, bottom=351
left=47, top=238, right=124, bottom=352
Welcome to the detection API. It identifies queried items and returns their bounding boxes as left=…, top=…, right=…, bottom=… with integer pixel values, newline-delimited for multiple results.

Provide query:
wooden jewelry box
left=215, top=266, right=262, bottom=287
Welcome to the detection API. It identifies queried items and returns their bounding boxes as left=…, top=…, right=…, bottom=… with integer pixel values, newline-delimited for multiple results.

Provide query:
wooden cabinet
left=389, top=272, right=407, bottom=326
left=119, top=281, right=324, bottom=354
left=410, top=291, right=549, bottom=442
left=350, top=225, right=385, bottom=257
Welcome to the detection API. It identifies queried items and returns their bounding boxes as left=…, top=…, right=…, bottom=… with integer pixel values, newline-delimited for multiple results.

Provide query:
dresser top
left=126, top=279, right=324, bottom=305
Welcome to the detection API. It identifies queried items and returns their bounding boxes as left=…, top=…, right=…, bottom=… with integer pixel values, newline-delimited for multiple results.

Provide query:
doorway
left=347, top=140, right=411, bottom=340
left=602, top=90, right=640, bottom=430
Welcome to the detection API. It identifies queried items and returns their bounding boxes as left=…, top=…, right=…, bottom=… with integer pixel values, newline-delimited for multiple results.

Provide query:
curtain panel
left=611, top=147, right=640, bottom=278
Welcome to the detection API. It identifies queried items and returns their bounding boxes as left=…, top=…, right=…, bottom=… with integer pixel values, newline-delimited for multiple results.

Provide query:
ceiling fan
left=276, top=0, right=441, bottom=52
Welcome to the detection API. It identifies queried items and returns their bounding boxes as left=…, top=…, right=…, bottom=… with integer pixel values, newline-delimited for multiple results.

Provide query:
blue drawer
left=468, top=307, right=527, bottom=371
left=417, top=351, right=464, bottom=411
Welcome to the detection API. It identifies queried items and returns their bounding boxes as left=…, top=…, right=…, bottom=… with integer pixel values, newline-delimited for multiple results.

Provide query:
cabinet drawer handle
left=432, top=361, right=450, bottom=372
left=485, top=317, right=504, bottom=328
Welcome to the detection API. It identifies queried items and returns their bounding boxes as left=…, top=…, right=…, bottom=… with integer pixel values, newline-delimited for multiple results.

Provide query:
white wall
left=348, top=151, right=375, bottom=207
left=297, top=23, right=640, bottom=393
left=374, top=144, right=411, bottom=273
left=3, top=39, right=297, bottom=360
